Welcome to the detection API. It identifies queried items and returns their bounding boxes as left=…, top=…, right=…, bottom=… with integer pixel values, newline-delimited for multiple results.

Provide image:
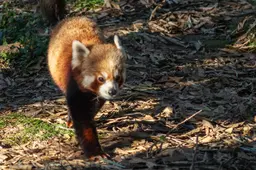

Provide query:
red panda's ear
left=114, top=35, right=127, bottom=60
left=72, top=40, right=90, bottom=69
left=114, top=35, right=122, bottom=50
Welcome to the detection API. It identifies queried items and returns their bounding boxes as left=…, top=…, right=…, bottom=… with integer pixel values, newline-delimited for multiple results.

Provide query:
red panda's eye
left=98, top=76, right=105, bottom=83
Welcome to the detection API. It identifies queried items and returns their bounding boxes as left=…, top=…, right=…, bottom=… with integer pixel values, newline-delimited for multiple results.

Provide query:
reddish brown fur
left=48, top=17, right=105, bottom=93
left=71, top=44, right=121, bottom=94
left=83, top=128, right=96, bottom=143
left=66, top=119, right=73, bottom=128
left=47, top=16, right=125, bottom=159
left=48, top=17, right=125, bottom=94
left=78, top=44, right=125, bottom=93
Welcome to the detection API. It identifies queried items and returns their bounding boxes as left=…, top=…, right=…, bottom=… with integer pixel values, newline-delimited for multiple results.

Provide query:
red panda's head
left=71, top=35, right=126, bottom=100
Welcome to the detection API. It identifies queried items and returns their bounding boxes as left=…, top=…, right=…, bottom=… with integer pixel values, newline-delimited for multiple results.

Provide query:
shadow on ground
left=0, top=0, right=255, bottom=169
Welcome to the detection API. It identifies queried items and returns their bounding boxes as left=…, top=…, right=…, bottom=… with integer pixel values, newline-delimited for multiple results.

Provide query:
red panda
left=47, top=17, right=126, bottom=160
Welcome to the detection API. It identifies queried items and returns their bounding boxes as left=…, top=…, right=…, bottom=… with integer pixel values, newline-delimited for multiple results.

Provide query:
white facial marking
left=71, top=40, right=90, bottom=69
left=82, top=75, right=95, bottom=88
left=99, top=80, right=119, bottom=100
left=101, top=72, right=108, bottom=79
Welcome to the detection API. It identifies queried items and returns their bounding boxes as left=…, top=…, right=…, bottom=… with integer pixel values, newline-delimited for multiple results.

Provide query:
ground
left=0, top=0, right=256, bottom=169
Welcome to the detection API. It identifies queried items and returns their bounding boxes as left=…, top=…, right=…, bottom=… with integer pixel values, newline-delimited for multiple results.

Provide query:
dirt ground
left=0, top=0, right=256, bottom=169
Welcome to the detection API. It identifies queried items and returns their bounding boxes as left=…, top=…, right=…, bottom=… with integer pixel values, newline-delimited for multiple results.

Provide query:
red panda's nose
left=108, top=89, right=117, bottom=96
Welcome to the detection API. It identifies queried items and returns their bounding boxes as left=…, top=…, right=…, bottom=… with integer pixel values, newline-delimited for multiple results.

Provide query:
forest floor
left=0, top=0, right=256, bottom=169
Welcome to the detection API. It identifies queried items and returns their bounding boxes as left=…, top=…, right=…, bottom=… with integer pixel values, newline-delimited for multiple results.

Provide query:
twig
left=149, top=0, right=166, bottom=21
left=149, top=6, right=160, bottom=21
left=226, top=9, right=256, bottom=17
left=147, top=142, right=159, bottom=158
left=190, top=135, right=199, bottom=170
left=172, top=110, right=202, bottom=130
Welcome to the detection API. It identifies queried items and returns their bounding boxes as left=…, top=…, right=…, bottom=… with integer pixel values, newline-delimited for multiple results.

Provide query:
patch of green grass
left=0, top=52, right=12, bottom=62
left=244, top=28, right=256, bottom=51
left=248, top=41, right=256, bottom=51
left=248, top=40, right=256, bottom=46
left=0, top=1, right=49, bottom=70
left=249, top=42, right=256, bottom=46
left=0, top=118, right=8, bottom=129
left=0, top=113, right=74, bottom=145
left=74, top=0, right=104, bottom=10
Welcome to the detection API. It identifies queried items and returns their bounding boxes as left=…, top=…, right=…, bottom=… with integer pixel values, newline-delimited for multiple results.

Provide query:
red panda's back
left=47, top=17, right=104, bottom=93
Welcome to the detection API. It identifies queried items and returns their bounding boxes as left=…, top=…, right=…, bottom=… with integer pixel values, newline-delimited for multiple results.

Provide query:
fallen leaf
left=225, top=127, right=233, bottom=133
left=142, top=115, right=156, bottom=122
left=200, top=136, right=215, bottom=143
left=157, top=106, right=173, bottom=118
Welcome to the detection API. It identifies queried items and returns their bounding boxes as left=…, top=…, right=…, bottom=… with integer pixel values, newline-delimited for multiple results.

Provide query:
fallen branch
left=167, top=110, right=203, bottom=135
left=149, top=0, right=166, bottom=21
left=190, top=135, right=199, bottom=170
left=226, top=9, right=256, bottom=17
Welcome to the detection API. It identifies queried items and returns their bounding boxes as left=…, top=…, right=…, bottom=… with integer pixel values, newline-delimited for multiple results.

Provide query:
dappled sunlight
left=0, top=0, right=256, bottom=169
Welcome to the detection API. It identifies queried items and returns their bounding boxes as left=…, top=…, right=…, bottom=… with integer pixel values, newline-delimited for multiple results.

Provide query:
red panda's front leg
left=66, top=81, right=107, bottom=160
left=67, top=98, right=107, bottom=159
